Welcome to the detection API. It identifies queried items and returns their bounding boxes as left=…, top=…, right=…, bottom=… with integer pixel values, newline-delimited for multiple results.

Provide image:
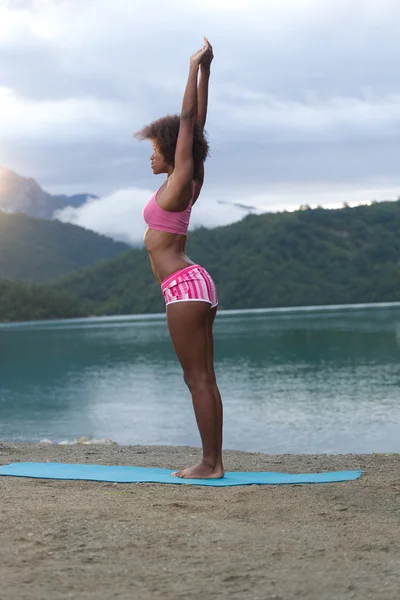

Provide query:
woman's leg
left=206, top=305, right=223, bottom=462
left=166, top=300, right=224, bottom=478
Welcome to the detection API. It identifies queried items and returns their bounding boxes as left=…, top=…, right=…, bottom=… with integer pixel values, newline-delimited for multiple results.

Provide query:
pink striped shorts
left=161, top=264, right=218, bottom=307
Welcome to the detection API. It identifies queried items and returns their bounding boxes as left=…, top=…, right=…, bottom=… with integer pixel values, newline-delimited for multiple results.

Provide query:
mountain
left=0, top=211, right=130, bottom=283
left=1, top=198, right=400, bottom=322
left=51, top=198, right=400, bottom=314
left=0, top=165, right=96, bottom=218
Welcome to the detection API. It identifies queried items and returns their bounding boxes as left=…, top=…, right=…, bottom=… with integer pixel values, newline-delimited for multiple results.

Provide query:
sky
left=1, top=0, right=400, bottom=244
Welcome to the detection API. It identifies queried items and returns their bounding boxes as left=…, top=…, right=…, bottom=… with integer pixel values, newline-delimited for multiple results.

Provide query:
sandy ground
left=0, top=443, right=399, bottom=600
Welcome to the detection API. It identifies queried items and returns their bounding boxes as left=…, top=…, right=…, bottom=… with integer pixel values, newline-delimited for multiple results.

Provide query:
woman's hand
left=201, top=37, right=213, bottom=71
left=190, top=38, right=210, bottom=68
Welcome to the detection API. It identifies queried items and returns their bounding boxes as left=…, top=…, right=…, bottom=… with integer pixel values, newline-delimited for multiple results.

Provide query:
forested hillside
left=1, top=199, right=400, bottom=322
left=0, top=211, right=130, bottom=282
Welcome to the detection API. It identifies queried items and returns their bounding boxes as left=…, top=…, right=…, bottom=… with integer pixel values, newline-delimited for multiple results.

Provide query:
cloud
left=0, top=87, right=129, bottom=143
left=54, top=188, right=149, bottom=245
left=1, top=0, right=400, bottom=230
left=54, top=187, right=252, bottom=245
left=213, top=90, right=400, bottom=143
left=54, top=178, right=400, bottom=246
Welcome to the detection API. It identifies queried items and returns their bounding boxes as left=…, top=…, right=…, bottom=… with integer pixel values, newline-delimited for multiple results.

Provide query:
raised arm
left=190, top=38, right=213, bottom=189
left=167, top=40, right=209, bottom=207
left=172, top=45, right=207, bottom=186
left=197, top=38, right=213, bottom=130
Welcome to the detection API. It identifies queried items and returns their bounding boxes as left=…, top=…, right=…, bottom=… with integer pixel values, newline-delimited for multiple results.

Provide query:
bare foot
left=172, top=461, right=225, bottom=479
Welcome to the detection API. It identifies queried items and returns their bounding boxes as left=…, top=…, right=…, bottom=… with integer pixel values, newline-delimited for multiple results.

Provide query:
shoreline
left=0, top=442, right=398, bottom=474
left=1, top=440, right=399, bottom=458
left=1, top=299, right=400, bottom=327
left=1, top=444, right=399, bottom=599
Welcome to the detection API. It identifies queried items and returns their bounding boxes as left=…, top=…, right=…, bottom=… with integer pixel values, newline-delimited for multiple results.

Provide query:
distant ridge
left=0, top=165, right=96, bottom=219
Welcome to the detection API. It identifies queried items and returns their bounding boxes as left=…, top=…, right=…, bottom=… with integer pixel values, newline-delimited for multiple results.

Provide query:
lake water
left=1, top=303, right=400, bottom=454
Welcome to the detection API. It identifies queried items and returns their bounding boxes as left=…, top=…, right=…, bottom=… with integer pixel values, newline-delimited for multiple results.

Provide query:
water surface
left=1, top=303, right=400, bottom=453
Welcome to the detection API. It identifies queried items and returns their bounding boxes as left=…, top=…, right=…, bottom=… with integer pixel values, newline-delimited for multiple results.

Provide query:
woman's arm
left=197, top=68, right=209, bottom=130
left=167, top=43, right=208, bottom=203
left=194, top=40, right=213, bottom=189
left=197, top=39, right=213, bottom=130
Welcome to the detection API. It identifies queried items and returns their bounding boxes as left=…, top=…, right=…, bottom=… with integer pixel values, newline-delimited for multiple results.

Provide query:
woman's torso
left=143, top=180, right=200, bottom=283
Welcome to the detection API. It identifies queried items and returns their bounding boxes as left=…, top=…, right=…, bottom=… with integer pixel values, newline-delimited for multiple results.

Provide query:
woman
left=135, top=38, right=223, bottom=479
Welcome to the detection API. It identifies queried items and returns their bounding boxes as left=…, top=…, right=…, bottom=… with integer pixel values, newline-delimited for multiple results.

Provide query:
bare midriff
left=143, top=228, right=194, bottom=283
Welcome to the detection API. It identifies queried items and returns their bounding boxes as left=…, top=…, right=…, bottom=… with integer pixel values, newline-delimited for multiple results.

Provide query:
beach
left=0, top=443, right=399, bottom=600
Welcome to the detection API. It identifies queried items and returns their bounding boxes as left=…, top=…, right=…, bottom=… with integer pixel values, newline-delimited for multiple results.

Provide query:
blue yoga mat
left=0, top=462, right=363, bottom=487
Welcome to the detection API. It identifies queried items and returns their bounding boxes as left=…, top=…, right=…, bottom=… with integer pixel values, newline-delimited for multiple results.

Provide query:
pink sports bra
left=142, top=182, right=195, bottom=236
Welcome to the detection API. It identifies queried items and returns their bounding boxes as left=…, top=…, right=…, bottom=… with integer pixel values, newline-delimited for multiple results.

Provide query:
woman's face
left=150, top=140, right=169, bottom=175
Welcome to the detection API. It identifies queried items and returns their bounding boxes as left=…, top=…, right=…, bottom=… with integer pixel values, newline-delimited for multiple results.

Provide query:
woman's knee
left=183, top=370, right=215, bottom=389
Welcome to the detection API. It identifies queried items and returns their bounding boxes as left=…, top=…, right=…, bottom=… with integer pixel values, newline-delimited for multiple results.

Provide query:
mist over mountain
left=0, top=165, right=97, bottom=219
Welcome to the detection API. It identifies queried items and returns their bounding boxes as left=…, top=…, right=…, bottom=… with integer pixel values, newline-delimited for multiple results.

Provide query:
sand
left=0, top=443, right=399, bottom=600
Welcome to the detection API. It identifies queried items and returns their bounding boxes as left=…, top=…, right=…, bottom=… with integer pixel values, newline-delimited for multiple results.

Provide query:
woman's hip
left=161, top=264, right=218, bottom=307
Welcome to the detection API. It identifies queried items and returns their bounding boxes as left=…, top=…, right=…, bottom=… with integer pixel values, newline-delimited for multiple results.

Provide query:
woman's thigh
left=166, top=301, right=211, bottom=378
